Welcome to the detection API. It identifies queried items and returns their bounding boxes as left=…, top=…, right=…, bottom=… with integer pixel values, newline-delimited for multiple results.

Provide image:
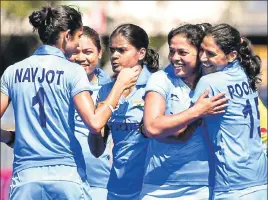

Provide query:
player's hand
left=194, top=89, right=229, bottom=117
left=116, top=65, right=140, bottom=90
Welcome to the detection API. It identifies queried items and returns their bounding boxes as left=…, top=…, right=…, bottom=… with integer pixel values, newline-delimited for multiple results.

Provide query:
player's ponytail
left=238, top=37, right=261, bottom=91
left=143, top=47, right=159, bottom=73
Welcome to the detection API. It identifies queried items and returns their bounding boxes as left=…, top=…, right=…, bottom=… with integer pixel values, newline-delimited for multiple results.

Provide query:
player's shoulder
left=64, top=60, right=81, bottom=69
left=2, top=56, right=33, bottom=75
left=149, top=68, right=169, bottom=82
left=65, top=62, right=86, bottom=76
left=199, top=72, right=225, bottom=85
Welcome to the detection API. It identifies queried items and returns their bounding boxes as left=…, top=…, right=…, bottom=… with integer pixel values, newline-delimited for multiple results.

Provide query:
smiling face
left=69, top=35, right=102, bottom=75
left=168, top=34, right=198, bottom=78
left=199, top=34, right=229, bottom=74
left=109, top=34, right=144, bottom=74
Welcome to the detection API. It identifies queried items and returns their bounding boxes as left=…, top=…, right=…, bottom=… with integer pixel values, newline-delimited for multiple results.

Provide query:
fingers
left=211, top=92, right=226, bottom=101
left=213, top=97, right=229, bottom=106
left=124, top=76, right=138, bottom=89
left=133, top=70, right=140, bottom=77
left=213, top=103, right=228, bottom=112
left=211, top=110, right=225, bottom=114
left=130, top=67, right=140, bottom=78
left=129, top=76, right=138, bottom=83
left=132, top=65, right=140, bottom=72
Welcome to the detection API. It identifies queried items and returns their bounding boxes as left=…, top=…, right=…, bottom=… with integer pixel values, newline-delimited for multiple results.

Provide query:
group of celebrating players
left=1, top=4, right=267, bottom=200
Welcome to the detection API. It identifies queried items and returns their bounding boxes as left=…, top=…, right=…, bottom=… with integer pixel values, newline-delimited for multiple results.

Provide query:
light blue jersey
left=143, top=64, right=211, bottom=187
left=74, top=67, right=112, bottom=189
left=191, top=60, right=267, bottom=192
left=96, top=66, right=152, bottom=198
left=1, top=45, right=91, bottom=175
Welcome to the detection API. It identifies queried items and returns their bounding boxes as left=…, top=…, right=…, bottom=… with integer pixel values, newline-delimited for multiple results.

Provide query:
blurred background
left=0, top=1, right=267, bottom=197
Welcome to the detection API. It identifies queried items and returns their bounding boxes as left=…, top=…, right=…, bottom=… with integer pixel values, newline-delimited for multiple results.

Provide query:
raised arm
left=74, top=67, right=139, bottom=133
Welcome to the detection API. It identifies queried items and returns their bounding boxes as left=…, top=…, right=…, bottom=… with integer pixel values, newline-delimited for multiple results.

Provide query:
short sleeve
left=191, top=76, right=213, bottom=104
left=1, top=66, right=12, bottom=97
left=70, top=64, right=92, bottom=97
left=145, top=71, right=170, bottom=100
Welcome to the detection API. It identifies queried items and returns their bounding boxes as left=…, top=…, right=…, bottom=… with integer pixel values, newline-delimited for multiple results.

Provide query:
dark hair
left=109, top=23, right=159, bottom=72
left=168, top=23, right=211, bottom=50
left=206, top=23, right=261, bottom=91
left=168, top=23, right=212, bottom=86
left=82, top=26, right=102, bottom=52
left=29, top=5, right=83, bottom=45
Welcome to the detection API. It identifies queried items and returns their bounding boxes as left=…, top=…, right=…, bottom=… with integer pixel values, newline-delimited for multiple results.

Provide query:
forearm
left=145, top=105, right=201, bottom=139
left=101, top=81, right=126, bottom=109
left=75, top=82, right=127, bottom=133
left=156, top=119, right=202, bottom=143
left=90, top=82, right=126, bottom=131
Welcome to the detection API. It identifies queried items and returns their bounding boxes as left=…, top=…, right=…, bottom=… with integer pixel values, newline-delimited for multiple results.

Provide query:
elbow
left=145, top=126, right=162, bottom=139
left=80, top=115, right=104, bottom=133
left=87, top=120, right=104, bottom=134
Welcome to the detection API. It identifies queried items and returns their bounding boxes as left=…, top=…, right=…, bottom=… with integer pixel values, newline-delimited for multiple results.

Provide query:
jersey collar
left=94, top=68, right=111, bottom=85
left=136, top=65, right=152, bottom=86
left=220, top=59, right=240, bottom=72
left=33, top=45, right=67, bottom=59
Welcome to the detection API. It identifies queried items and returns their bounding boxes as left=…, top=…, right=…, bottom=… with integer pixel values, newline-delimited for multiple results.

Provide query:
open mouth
left=81, top=64, right=89, bottom=67
left=202, top=63, right=213, bottom=68
left=112, top=63, right=120, bottom=68
left=202, top=63, right=217, bottom=74
left=173, top=64, right=184, bottom=69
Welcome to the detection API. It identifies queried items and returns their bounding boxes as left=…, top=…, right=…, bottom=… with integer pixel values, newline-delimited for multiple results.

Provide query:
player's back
left=1, top=45, right=90, bottom=174
left=195, top=60, right=267, bottom=191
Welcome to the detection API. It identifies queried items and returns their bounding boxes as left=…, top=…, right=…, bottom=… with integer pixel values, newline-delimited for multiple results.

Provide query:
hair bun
left=29, top=10, right=46, bottom=29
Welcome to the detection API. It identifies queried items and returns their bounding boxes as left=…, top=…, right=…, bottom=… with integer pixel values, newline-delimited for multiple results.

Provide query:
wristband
left=6, top=131, right=15, bottom=147
left=99, top=101, right=115, bottom=113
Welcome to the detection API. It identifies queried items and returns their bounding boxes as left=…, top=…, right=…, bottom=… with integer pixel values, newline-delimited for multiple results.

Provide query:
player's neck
left=181, top=74, right=197, bottom=90
left=88, top=73, right=98, bottom=84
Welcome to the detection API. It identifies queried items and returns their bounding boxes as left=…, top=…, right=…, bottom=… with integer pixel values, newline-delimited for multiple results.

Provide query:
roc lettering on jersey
left=15, top=68, right=64, bottom=85
left=227, top=81, right=253, bottom=99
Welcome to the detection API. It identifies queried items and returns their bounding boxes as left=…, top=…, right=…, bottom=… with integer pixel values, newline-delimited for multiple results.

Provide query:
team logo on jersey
left=170, top=93, right=180, bottom=101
